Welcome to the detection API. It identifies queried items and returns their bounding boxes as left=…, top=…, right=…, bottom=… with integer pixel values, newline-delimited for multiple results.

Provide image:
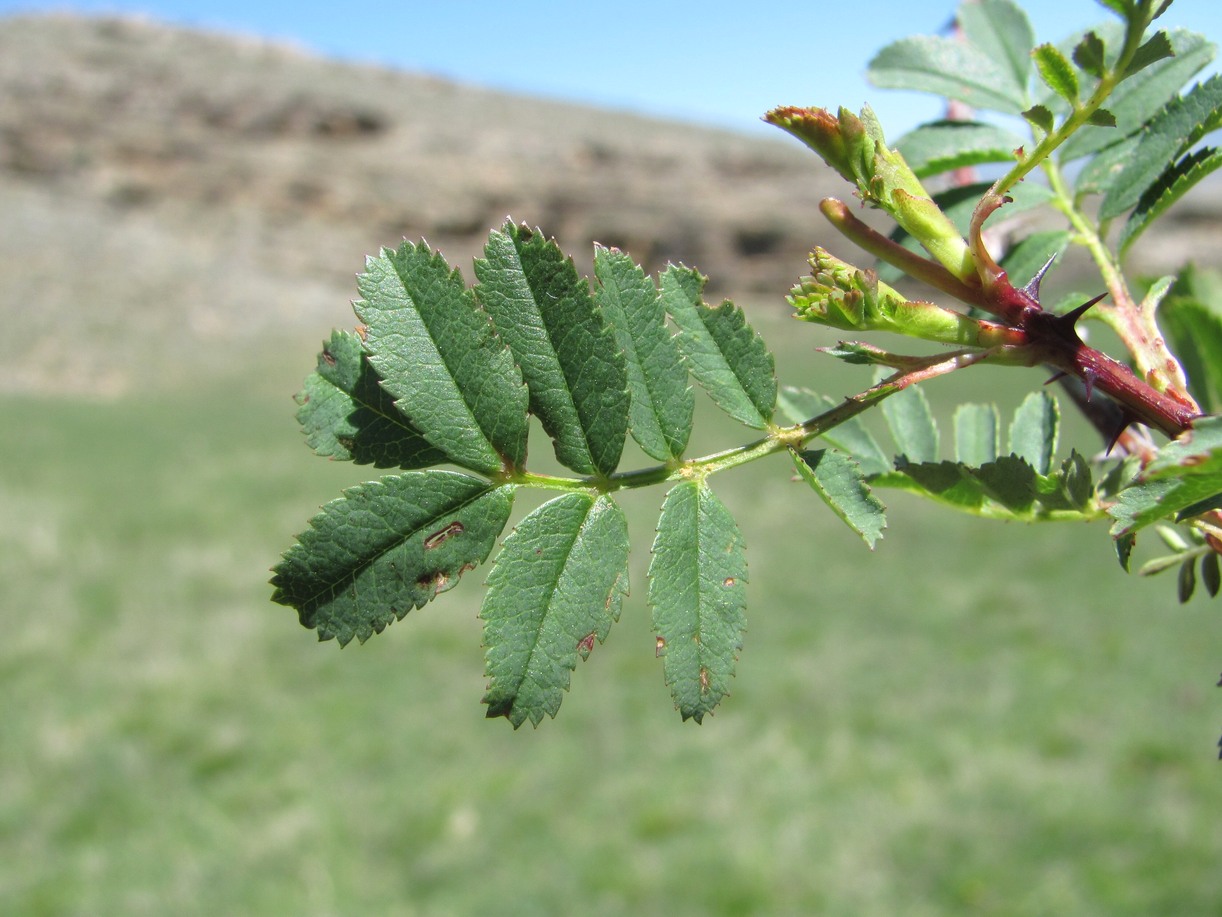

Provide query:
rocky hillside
left=0, top=14, right=852, bottom=395
left=0, top=13, right=1217, bottom=396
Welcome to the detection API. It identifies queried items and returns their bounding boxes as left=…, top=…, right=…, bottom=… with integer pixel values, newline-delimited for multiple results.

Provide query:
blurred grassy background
left=2, top=305, right=1220, bottom=916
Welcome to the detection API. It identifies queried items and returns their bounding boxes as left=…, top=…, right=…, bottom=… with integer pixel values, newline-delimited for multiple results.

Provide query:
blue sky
left=3, top=1, right=1221, bottom=136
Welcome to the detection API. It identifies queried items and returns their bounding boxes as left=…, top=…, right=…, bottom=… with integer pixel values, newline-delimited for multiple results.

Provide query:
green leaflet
left=791, top=448, right=887, bottom=548
left=1118, top=146, right=1222, bottom=253
left=475, top=222, right=629, bottom=477
left=1100, top=74, right=1222, bottom=219
left=481, top=493, right=629, bottom=728
left=880, top=380, right=939, bottom=464
left=356, top=241, right=529, bottom=475
left=649, top=481, right=748, bottom=723
left=271, top=472, right=514, bottom=646
left=296, top=329, right=446, bottom=469
left=777, top=386, right=892, bottom=476
left=1008, top=391, right=1059, bottom=475
left=1161, top=296, right=1222, bottom=413
left=593, top=247, right=694, bottom=461
left=661, top=265, right=777, bottom=429
left=867, top=35, right=1028, bottom=114
left=958, top=0, right=1035, bottom=98
left=1059, top=28, right=1215, bottom=162
left=954, top=403, right=1001, bottom=467
left=895, top=120, right=1026, bottom=179
left=1072, top=30, right=1107, bottom=78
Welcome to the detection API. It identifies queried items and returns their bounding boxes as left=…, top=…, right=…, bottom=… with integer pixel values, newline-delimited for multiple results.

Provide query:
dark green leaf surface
left=1022, top=104, right=1056, bottom=133
left=958, top=0, right=1035, bottom=98
left=954, top=403, right=1001, bottom=466
left=1124, top=30, right=1176, bottom=78
left=1008, top=391, right=1059, bottom=474
left=475, top=222, right=629, bottom=476
left=881, top=380, right=939, bottom=464
left=661, top=266, right=777, bottom=429
left=1060, top=28, right=1215, bottom=161
left=1073, top=30, right=1107, bottom=77
left=593, top=247, right=693, bottom=461
left=895, top=121, right=1026, bottom=178
left=1100, top=75, right=1222, bottom=219
left=791, top=448, right=887, bottom=548
left=1119, top=146, right=1222, bottom=253
left=868, top=36, right=1027, bottom=114
left=356, top=241, right=528, bottom=474
left=1034, top=43, right=1080, bottom=103
left=649, top=481, right=747, bottom=723
left=296, top=329, right=446, bottom=469
left=481, top=493, right=629, bottom=728
left=271, top=472, right=514, bottom=646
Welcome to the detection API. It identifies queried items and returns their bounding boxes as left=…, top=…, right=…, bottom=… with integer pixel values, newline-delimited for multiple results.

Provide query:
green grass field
left=3, top=321, right=1220, bottom=916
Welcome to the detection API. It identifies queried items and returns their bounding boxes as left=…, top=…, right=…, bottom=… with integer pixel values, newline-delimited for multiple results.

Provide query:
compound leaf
left=1060, top=28, right=1215, bottom=161
left=296, top=329, right=446, bottom=469
left=881, top=379, right=939, bottom=464
left=481, top=492, right=629, bottom=728
left=475, top=222, right=629, bottom=476
left=868, top=35, right=1027, bottom=114
left=791, top=448, right=887, bottom=548
left=1008, top=390, right=1059, bottom=474
left=356, top=241, right=528, bottom=474
left=954, top=403, right=1001, bottom=466
left=594, top=247, right=694, bottom=461
left=649, top=481, right=747, bottom=723
left=661, top=265, right=777, bottom=429
left=271, top=471, right=514, bottom=646
left=895, top=120, right=1026, bottom=179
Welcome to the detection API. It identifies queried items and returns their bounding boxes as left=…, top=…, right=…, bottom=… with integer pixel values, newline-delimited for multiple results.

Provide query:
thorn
left=1063, top=292, right=1108, bottom=327
left=1021, top=253, right=1060, bottom=302
left=1083, top=368, right=1097, bottom=403
left=1044, top=371, right=1070, bottom=386
left=1104, top=411, right=1137, bottom=455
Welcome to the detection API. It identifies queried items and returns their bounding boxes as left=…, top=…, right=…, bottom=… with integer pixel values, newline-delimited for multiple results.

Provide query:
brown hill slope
left=0, top=14, right=847, bottom=395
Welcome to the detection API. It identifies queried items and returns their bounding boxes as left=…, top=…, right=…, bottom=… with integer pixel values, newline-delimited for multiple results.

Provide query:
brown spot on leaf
left=577, top=632, right=597, bottom=658
left=723, top=576, right=736, bottom=587
left=416, top=570, right=451, bottom=597
left=321, top=347, right=337, bottom=366
left=355, top=323, right=368, bottom=340
left=424, top=520, right=464, bottom=549
left=655, top=636, right=666, bottom=657
left=699, top=667, right=710, bottom=694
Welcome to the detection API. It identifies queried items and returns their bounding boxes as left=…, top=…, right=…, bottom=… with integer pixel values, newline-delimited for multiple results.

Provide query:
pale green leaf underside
left=881, top=379, right=939, bottom=464
left=777, top=386, right=892, bottom=477
left=867, top=35, right=1028, bottom=114
left=594, top=247, right=694, bottom=461
left=475, top=221, right=629, bottom=476
left=895, top=120, right=1025, bottom=178
left=791, top=448, right=887, bottom=548
left=1008, top=390, right=1059, bottom=474
left=954, top=403, right=1001, bottom=466
left=649, top=481, right=747, bottom=723
left=357, top=241, right=528, bottom=474
left=958, top=0, right=1035, bottom=96
left=271, top=471, right=514, bottom=646
left=296, top=329, right=445, bottom=469
left=481, top=493, right=629, bottom=728
left=661, top=265, right=777, bottom=429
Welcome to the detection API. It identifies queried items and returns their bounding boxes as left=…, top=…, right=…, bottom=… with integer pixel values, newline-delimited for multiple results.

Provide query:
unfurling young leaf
left=481, top=493, right=629, bottom=727
left=271, top=472, right=514, bottom=646
left=1034, top=43, right=1080, bottom=103
left=661, top=265, right=777, bottom=429
left=593, top=247, right=694, bottom=462
left=475, top=221, right=629, bottom=477
left=791, top=448, right=887, bottom=548
left=357, top=241, right=530, bottom=475
left=296, top=329, right=446, bottom=469
left=1072, top=30, right=1107, bottom=77
left=649, top=481, right=748, bottom=723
